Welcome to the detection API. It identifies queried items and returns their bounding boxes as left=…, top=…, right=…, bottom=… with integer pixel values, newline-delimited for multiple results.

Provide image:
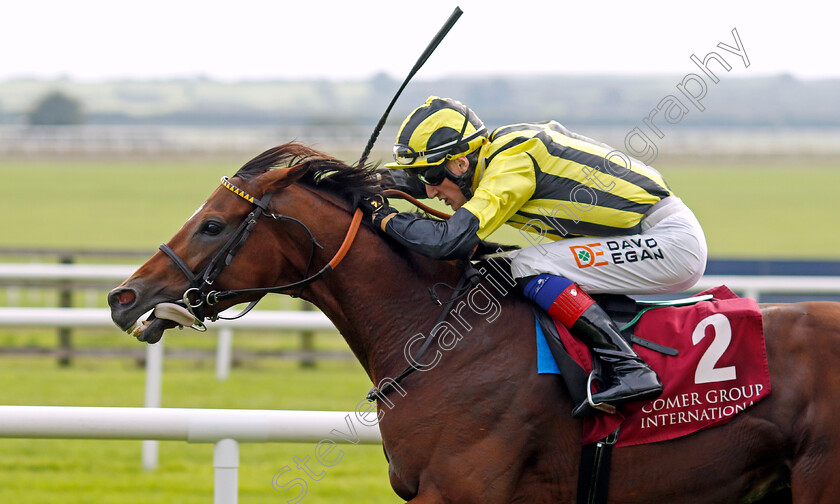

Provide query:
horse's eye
left=201, top=221, right=224, bottom=236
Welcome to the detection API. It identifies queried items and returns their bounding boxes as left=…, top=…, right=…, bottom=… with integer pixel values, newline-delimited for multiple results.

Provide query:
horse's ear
left=255, top=165, right=308, bottom=193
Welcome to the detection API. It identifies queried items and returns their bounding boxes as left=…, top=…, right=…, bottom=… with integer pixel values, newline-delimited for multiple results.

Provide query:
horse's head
left=108, top=142, right=376, bottom=344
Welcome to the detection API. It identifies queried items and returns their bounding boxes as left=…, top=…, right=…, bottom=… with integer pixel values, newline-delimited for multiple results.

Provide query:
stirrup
left=572, top=370, right=618, bottom=418
left=585, top=371, right=617, bottom=415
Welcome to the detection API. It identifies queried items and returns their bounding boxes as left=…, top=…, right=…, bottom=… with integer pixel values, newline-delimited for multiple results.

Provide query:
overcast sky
left=3, top=1, right=836, bottom=82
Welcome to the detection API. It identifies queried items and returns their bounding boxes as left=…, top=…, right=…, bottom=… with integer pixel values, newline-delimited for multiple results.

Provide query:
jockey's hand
left=359, top=195, right=398, bottom=231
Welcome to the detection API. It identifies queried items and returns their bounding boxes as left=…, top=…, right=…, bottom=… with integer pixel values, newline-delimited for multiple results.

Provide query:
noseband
left=159, top=176, right=363, bottom=327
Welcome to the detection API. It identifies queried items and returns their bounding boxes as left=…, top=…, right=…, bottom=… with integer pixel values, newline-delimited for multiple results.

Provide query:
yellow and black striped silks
left=462, top=121, right=672, bottom=241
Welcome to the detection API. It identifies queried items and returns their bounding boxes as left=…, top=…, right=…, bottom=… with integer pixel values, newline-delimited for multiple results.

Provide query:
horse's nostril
left=118, top=291, right=135, bottom=305
left=111, top=289, right=136, bottom=307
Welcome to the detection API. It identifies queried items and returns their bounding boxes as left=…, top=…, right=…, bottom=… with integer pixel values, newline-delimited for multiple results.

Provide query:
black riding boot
left=570, top=303, right=663, bottom=418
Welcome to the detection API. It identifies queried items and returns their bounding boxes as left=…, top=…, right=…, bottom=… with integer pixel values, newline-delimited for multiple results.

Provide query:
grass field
left=0, top=152, right=838, bottom=503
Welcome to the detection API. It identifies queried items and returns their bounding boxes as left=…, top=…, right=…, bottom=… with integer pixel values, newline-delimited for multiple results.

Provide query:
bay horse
left=109, top=142, right=840, bottom=503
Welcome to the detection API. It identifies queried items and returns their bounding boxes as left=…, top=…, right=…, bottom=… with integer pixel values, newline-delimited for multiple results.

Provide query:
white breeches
left=509, top=197, right=707, bottom=295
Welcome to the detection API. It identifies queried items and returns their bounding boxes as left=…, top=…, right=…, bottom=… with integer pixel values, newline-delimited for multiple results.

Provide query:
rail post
left=213, top=439, right=240, bottom=504
left=142, top=340, right=165, bottom=471
left=57, top=253, right=74, bottom=366
left=216, top=327, right=234, bottom=381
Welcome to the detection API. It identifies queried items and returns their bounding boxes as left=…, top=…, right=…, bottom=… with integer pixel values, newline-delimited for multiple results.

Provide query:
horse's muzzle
left=108, top=287, right=173, bottom=344
left=108, top=287, right=139, bottom=329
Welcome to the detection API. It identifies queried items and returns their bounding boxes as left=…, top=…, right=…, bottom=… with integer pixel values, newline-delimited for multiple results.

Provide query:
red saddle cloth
left=560, top=286, right=771, bottom=447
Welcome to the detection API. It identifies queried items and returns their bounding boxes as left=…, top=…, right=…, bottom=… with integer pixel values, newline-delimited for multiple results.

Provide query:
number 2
left=692, top=313, right=737, bottom=384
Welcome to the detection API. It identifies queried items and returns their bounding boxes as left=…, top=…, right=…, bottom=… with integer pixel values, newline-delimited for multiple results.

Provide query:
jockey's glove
left=359, top=195, right=399, bottom=232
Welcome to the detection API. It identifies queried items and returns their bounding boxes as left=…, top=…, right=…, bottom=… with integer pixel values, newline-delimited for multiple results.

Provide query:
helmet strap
left=454, top=173, right=474, bottom=200
left=444, top=150, right=479, bottom=199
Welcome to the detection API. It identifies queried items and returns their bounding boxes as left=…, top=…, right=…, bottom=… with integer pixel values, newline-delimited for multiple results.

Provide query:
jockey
left=362, top=96, right=707, bottom=417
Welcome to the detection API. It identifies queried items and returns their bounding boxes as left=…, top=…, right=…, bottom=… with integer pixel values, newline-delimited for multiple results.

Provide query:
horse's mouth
left=126, top=303, right=199, bottom=344
left=128, top=315, right=170, bottom=344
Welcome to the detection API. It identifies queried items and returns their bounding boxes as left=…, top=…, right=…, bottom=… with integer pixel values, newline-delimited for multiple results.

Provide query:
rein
left=366, top=261, right=480, bottom=402
left=383, top=189, right=452, bottom=220
left=160, top=176, right=363, bottom=325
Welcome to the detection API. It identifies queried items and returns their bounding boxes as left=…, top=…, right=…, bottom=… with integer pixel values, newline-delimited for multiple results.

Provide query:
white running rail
left=0, top=406, right=382, bottom=504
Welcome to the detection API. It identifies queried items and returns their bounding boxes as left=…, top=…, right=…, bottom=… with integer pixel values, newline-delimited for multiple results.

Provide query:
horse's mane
left=234, top=141, right=381, bottom=206
left=234, top=141, right=520, bottom=269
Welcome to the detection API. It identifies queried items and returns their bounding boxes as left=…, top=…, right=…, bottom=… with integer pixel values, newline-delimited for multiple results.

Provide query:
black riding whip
left=356, top=6, right=463, bottom=168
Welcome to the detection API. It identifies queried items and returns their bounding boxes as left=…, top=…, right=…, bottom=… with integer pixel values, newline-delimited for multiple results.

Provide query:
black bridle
left=161, top=174, right=478, bottom=404
left=159, top=176, right=362, bottom=327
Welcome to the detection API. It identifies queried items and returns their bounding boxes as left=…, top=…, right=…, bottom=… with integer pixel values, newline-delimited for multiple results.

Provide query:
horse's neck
left=301, top=222, right=459, bottom=383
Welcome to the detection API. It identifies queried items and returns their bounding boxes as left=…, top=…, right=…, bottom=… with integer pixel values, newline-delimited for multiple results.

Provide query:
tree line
left=5, top=73, right=840, bottom=128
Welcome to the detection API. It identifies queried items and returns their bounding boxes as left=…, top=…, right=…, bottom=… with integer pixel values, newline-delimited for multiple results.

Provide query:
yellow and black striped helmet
left=386, top=96, right=487, bottom=170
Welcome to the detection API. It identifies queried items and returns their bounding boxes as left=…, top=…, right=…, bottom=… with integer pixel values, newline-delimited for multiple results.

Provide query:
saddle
left=536, top=288, right=770, bottom=504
